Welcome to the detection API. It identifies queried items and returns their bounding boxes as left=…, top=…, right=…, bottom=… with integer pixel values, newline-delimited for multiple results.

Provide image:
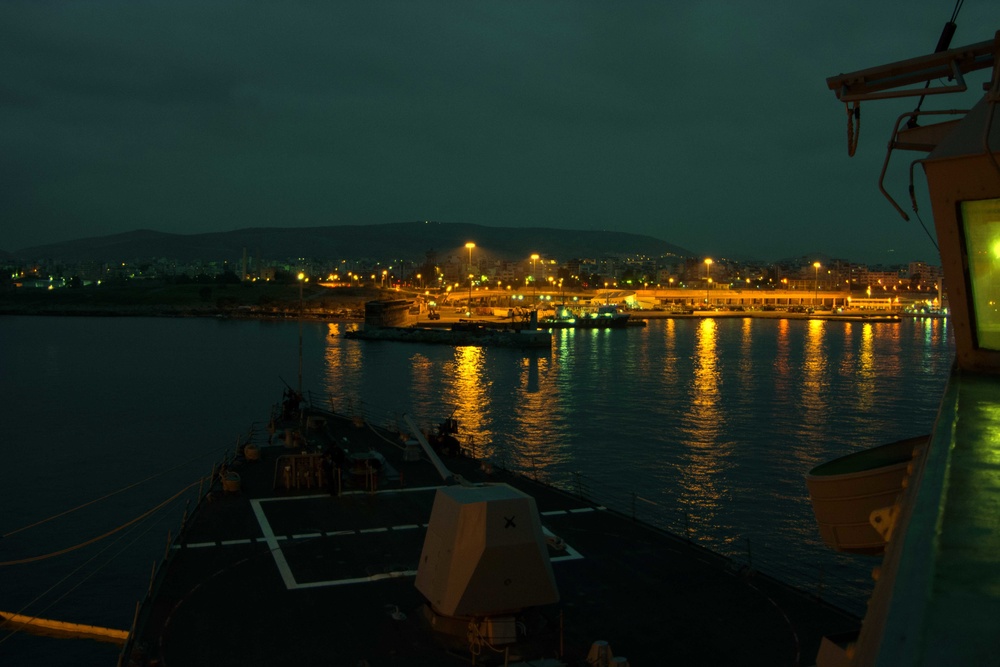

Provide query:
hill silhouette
left=5, top=222, right=692, bottom=263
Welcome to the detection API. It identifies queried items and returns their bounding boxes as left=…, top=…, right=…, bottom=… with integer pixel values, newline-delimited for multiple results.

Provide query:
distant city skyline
left=2, top=2, right=994, bottom=263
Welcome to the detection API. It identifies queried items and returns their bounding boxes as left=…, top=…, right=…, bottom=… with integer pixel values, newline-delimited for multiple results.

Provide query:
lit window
left=962, top=198, right=1000, bottom=350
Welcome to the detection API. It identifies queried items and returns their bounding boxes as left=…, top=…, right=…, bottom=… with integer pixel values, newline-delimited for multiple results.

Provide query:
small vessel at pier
left=344, top=322, right=551, bottom=347
left=541, top=304, right=634, bottom=329
left=345, top=299, right=552, bottom=347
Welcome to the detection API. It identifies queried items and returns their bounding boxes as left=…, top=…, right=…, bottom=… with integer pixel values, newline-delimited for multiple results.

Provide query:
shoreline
left=0, top=305, right=919, bottom=323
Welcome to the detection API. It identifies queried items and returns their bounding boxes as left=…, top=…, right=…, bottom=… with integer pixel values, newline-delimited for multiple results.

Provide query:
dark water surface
left=0, top=315, right=953, bottom=665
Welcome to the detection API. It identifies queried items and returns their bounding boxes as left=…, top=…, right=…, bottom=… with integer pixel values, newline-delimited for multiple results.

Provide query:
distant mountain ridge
left=4, top=222, right=693, bottom=263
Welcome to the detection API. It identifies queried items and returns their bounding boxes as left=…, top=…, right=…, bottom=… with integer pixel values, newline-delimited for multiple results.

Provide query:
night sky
left=2, top=1, right=995, bottom=263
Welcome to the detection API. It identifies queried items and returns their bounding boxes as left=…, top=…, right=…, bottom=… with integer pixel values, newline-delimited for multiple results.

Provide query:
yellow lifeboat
left=805, top=435, right=926, bottom=555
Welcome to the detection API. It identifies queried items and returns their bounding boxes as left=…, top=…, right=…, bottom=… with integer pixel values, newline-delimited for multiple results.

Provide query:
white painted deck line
left=250, top=499, right=298, bottom=590
left=228, top=487, right=584, bottom=591
left=292, top=569, right=419, bottom=589
left=543, top=526, right=584, bottom=561
left=255, top=485, right=443, bottom=504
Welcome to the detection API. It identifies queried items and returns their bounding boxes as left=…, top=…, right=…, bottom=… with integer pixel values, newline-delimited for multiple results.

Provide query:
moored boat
left=541, top=305, right=633, bottom=329
left=344, top=323, right=551, bottom=347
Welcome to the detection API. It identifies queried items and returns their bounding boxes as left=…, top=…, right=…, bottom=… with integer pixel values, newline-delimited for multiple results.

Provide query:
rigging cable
left=908, top=159, right=941, bottom=253
left=0, top=477, right=206, bottom=566
left=2, top=445, right=231, bottom=539
left=906, top=0, right=964, bottom=128
left=0, top=483, right=184, bottom=645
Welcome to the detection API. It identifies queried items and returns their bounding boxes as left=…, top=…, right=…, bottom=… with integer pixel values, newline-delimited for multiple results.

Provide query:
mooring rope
left=0, top=477, right=205, bottom=567
left=2, top=448, right=226, bottom=539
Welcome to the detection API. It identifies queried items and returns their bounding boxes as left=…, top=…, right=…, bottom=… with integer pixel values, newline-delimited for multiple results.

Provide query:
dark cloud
left=1, top=0, right=995, bottom=263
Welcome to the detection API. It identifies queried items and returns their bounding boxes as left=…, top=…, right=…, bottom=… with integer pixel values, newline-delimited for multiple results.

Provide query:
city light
left=813, top=262, right=821, bottom=306
left=530, top=253, right=539, bottom=301
left=466, top=242, right=476, bottom=309
left=297, top=271, right=306, bottom=394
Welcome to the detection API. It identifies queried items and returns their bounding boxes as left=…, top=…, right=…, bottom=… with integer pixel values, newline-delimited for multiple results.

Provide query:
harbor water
left=0, top=314, right=953, bottom=666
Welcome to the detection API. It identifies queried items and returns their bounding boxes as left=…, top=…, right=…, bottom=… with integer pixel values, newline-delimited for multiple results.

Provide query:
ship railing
left=479, top=439, right=870, bottom=617
left=119, top=440, right=243, bottom=666
left=543, top=469, right=870, bottom=616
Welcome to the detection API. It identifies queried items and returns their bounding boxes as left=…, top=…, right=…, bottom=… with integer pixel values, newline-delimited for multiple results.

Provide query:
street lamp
left=297, top=271, right=305, bottom=395
left=704, top=258, right=713, bottom=305
left=813, top=261, right=821, bottom=306
left=465, top=242, right=475, bottom=271
left=530, top=253, right=539, bottom=302
left=465, top=242, right=476, bottom=311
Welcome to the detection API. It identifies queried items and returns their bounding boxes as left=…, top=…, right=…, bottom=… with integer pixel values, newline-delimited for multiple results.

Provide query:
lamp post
left=704, top=258, right=713, bottom=306
left=466, top=242, right=475, bottom=271
left=813, top=261, right=821, bottom=306
left=465, top=242, right=475, bottom=312
left=297, top=271, right=305, bottom=395
left=530, top=253, right=539, bottom=302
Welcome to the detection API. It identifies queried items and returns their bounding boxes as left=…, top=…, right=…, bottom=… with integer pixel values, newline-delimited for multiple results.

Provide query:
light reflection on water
left=512, top=353, right=569, bottom=472
left=0, top=313, right=958, bottom=663
left=801, top=319, right=828, bottom=436
left=318, top=316, right=954, bottom=613
left=677, top=318, right=728, bottom=538
left=446, top=346, right=492, bottom=450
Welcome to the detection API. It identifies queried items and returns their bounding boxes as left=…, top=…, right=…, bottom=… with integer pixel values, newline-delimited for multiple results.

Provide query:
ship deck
left=123, top=399, right=859, bottom=666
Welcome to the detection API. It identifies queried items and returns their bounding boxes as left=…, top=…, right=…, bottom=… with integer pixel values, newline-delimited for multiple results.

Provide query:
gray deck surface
left=123, top=403, right=858, bottom=666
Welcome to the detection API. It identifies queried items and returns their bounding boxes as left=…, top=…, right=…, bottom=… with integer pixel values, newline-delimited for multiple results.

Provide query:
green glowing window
left=962, top=198, right=1000, bottom=350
